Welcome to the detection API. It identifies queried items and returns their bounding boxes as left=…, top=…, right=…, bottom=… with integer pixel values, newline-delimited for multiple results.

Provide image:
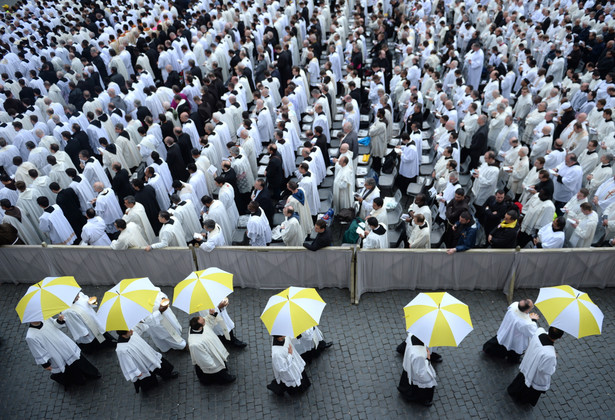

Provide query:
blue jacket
left=455, top=220, right=480, bottom=252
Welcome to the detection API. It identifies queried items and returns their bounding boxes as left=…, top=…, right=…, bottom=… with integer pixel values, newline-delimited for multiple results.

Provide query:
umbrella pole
left=507, top=247, right=520, bottom=305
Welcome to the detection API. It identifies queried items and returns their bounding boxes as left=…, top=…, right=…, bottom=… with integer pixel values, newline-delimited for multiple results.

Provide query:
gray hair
left=124, top=195, right=136, bottom=204
left=364, top=178, right=376, bottom=187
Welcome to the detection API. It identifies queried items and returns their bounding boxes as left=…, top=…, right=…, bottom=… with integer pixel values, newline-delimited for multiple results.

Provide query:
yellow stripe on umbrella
left=403, top=292, right=473, bottom=347
left=260, top=287, right=326, bottom=337
left=172, top=268, right=234, bottom=314
left=96, top=277, right=159, bottom=331
left=535, top=285, right=604, bottom=338
left=15, top=276, right=81, bottom=323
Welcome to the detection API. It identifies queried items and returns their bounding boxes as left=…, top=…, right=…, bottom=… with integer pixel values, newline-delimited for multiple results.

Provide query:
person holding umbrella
left=507, top=326, right=564, bottom=406
left=188, top=313, right=236, bottom=385
left=267, top=335, right=311, bottom=396
left=397, top=335, right=437, bottom=406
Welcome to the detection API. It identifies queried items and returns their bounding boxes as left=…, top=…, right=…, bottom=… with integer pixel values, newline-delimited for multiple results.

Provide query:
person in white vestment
left=355, top=178, right=380, bottom=220
left=397, top=335, right=437, bottom=406
left=61, top=292, right=116, bottom=352
left=482, top=299, right=539, bottom=362
left=25, top=317, right=100, bottom=388
left=115, top=329, right=178, bottom=394
left=199, top=297, right=246, bottom=348
left=169, top=194, right=202, bottom=242
left=201, top=196, right=234, bottom=245
left=80, top=209, right=111, bottom=246
left=111, top=219, right=148, bottom=250
left=507, top=327, right=564, bottom=406
left=37, top=196, right=76, bottom=245
left=534, top=218, right=566, bottom=249
left=290, top=325, right=333, bottom=364
left=286, top=181, right=314, bottom=236
left=246, top=201, right=272, bottom=246
left=196, top=220, right=226, bottom=252
left=214, top=177, right=240, bottom=229
left=79, top=150, right=110, bottom=188
left=360, top=217, right=389, bottom=249
left=472, top=151, right=500, bottom=208
left=408, top=214, right=431, bottom=249
left=332, top=156, right=355, bottom=212
left=141, top=290, right=186, bottom=352
left=280, top=206, right=306, bottom=247
left=145, top=211, right=186, bottom=250
left=267, top=335, right=311, bottom=396
left=567, top=203, right=598, bottom=248
left=123, top=196, right=156, bottom=244
left=92, top=182, right=123, bottom=234
left=188, top=314, right=236, bottom=385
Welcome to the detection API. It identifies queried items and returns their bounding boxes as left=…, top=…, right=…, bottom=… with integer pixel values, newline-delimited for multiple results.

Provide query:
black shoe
left=165, top=371, right=179, bottom=380
left=323, top=341, right=333, bottom=349
left=226, top=375, right=237, bottom=384
left=422, top=400, right=433, bottom=407
left=267, top=383, right=284, bottom=396
left=231, top=339, right=247, bottom=348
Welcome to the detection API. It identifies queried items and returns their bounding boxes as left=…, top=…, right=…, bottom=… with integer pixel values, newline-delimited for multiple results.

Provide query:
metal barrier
left=1, top=245, right=613, bottom=304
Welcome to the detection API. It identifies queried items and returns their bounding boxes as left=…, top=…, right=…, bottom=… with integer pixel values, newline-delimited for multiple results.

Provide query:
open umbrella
left=172, top=268, right=234, bottom=314
left=404, top=292, right=473, bottom=347
left=535, top=285, right=604, bottom=338
left=15, top=276, right=81, bottom=323
left=96, top=277, right=158, bottom=331
left=260, top=287, right=326, bottom=337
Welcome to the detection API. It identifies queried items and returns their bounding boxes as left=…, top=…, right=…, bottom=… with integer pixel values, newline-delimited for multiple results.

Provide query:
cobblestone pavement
left=0, top=284, right=613, bottom=420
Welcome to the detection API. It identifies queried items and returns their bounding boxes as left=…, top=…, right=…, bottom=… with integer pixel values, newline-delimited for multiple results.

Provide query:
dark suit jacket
left=265, top=153, right=284, bottom=188
left=303, top=229, right=332, bottom=251
left=167, top=144, right=189, bottom=181
left=253, top=187, right=275, bottom=225
left=56, top=188, right=87, bottom=233
left=135, top=185, right=162, bottom=234
left=470, top=124, right=488, bottom=155
left=111, top=169, right=134, bottom=201
left=342, top=131, right=359, bottom=158
left=19, top=86, right=35, bottom=104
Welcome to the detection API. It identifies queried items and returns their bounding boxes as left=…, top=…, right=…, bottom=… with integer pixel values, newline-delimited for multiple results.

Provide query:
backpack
left=382, top=149, right=398, bottom=174
left=337, top=207, right=356, bottom=223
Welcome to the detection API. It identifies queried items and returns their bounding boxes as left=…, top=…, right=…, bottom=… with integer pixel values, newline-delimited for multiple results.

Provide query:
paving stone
left=0, top=285, right=613, bottom=419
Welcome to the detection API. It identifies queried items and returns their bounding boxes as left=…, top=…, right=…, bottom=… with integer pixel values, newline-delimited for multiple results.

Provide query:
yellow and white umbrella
left=96, top=277, right=158, bottom=331
left=172, top=268, right=234, bottom=314
left=260, top=287, right=326, bottom=337
left=15, top=276, right=81, bottom=323
left=535, top=285, right=604, bottom=338
left=404, top=292, right=473, bottom=347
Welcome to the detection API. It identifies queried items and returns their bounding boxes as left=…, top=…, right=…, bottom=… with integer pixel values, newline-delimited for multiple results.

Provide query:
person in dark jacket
left=131, top=178, right=162, bottom=234
left=463, top=114, right=489, bottom=172
left=482, top=190, right=513, bottom=236
left=441, top=188, right=470, bottom=247
left=265, top=143, right=284, bottom=200
left=488, top=210, right=520, bottom=248
left=251, top=179, right=275, bottom=226
left=447, top=211, right=479, bottom=254
left=303, top=219, right=332, bottom=251
left=164, top=137, right=189, bottom=181
left=110, top=163, right=134, bottom=211
left=49, top=182, right=87, bottom=241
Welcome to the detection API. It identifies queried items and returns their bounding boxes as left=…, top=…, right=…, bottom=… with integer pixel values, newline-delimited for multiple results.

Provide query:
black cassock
left=135, top=185, right=162, bottom=234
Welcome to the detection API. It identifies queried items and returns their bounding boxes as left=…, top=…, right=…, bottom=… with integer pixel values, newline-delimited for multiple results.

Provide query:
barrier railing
left=1, top=245, right=613, bottom=304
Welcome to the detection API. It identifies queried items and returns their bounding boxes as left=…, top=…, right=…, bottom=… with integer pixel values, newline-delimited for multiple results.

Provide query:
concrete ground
left=0, top=284, right=613, bottom=419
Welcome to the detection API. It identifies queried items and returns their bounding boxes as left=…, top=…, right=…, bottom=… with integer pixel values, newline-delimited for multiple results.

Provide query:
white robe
left=116, top=331, right=162, bottom=382
left=82, top=159, right=111, bottom=188
left=218, top=184, right=239, bottom=228
left=202, top=200, right=234, bottom=245
left=123, top=203, right=156, bottom=243
left=62, top=293, right=106, bottom=344
left=111, top=222, right=148, bottom=249
left=402, top=337, right=437, bottom=389
left=142, top=291, right=186, bottom=352
left=81, top=216, right=111, bottom=246
left=188, top=315, right=229, bottom=374
left=199, top=224, right=226, bottom=252
left=472, top=164, right=499, bottom=206
left=95, top=188, right=123, bottom=232
left=363, top=225, right=389, bottom=249
left=247, top=210, right=272, bottom=246
left=151, top=219, right=185, bottom=249
left=25, top=319, right=81, bottom=373
left=496, top=302, right=538, bottom=355
left=39, top=205, right=76, bottom=245
left=280, top=216, right=306, bottom=246
left=519, top=328, right=557, bottom=391
left=169, top=200, right=202, bottom=242
left=287, top=193, right=314, bottom=235
left=272, top=337, right=306, bottom=387
left=333, top=164, right=355, bottom=211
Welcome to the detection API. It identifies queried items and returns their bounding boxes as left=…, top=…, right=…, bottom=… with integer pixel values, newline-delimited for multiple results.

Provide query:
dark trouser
left=372, top=156, right=383, bottom=174
left=300, top=340, right=328, bottom=363
left=508, top=372, right=544, bottom=406
left=517, top=231, right=534, bottom=248
left=482, top=336, right=521, bottom=362
left=468, top=152, right=481, bottom=171
left=397, top=370, right=435, bottom=404
left=268, top=370, right=311, bottom=396
left=50, top=356, right=100, bottom=388
left=194, top=364, right=236, bottom=385
left=396, top=174, right=417, bottom=195
left=554, top=200, right=566, bottom=217
left=441, top=223, right=459, bottom=248
left=133, top=356, right=175, bottom=393
left=78, top=332, right=117, bottom=353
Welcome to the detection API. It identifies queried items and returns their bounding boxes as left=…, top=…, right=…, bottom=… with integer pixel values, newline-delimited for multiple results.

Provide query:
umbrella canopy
left=260, top=287, right=326, bottom=337
left=404, top=292, right=473, bottom=347
left=172, top=268, right=234, bottom=314
left=96, top=277, right=158, bottom=331
left=15, top=276, right=81, bottom=323
left=535, top=285, right=604, bottom=338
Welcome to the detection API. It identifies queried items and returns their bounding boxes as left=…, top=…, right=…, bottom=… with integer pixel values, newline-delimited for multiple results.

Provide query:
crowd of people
left=1, top=0, right=615, bottom=252
left=25, top=287, right=331, bottom=396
